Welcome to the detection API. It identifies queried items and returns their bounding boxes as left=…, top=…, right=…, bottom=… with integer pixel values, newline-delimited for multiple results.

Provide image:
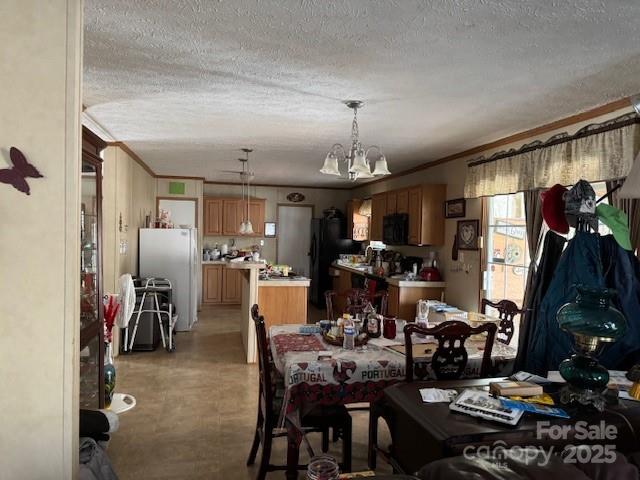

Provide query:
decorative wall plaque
left=286, top=192, right=305, bottom=203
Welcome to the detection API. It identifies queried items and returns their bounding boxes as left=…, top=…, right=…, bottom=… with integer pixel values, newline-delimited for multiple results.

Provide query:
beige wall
left=352, top=106, right=635, bottom=312
left=0, top=0, right=82, bottom=477
left=202, top=183, right=351, bottom=262
left=102, top=145, right=157, bottom=294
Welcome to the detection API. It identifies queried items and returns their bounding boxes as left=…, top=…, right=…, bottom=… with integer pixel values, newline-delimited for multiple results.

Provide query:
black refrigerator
left=309, top=217, right=362, bottom=307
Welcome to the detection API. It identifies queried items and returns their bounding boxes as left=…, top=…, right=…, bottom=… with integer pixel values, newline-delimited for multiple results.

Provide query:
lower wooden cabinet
left=387, top=285, right=445, bottom=320
left=202, top=265, right=242, bottom=305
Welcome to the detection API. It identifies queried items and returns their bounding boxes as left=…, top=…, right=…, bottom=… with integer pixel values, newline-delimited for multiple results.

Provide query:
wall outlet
left=260, top=240, right=264, bottom=246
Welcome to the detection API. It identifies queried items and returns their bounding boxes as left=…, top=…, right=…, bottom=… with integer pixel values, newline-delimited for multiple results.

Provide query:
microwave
left=383, top=213, right=408, bottom=245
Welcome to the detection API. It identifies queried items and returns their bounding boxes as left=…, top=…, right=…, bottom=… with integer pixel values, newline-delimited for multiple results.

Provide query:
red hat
left=540, top=184, right=569, bottom=234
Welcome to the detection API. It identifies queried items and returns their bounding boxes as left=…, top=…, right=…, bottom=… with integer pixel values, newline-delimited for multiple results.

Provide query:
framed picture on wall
left=264, top=222, right=276, bottom=237
left=457, top=219, right=479, bottom=250
left=444, top=198, right=466, bottom=218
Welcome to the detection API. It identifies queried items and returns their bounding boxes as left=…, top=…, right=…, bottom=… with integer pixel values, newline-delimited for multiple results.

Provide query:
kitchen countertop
left=202, top=259, right=266, bottom=269
left=331, top=262, right=446, bottom=289
left=258, top=278, right=310, bottom=287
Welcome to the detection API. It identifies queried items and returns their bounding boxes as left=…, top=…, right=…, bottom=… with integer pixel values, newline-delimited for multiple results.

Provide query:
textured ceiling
left=84, top=0, right=640, bottom=187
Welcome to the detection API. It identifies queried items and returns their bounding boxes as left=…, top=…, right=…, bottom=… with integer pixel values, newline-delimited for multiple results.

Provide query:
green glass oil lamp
left=556, top=285, right=627, bottom=411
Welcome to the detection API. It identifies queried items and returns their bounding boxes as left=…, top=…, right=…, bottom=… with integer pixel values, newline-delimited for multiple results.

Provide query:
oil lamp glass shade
left=320, top=153, right=341, bottom=176
left=556, top=285, right=627, bottom=344
left=350, top=148, right=371, bottom=175
left=372, top=155, right=391, bottom=176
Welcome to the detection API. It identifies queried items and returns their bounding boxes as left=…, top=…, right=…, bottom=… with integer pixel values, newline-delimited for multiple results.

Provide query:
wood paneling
left=258, top=285, right=309, bottom=331
left=370, top=193, right=387, bottom=241
left=204, top=198, right=223, bottom=236
left=222, top=267, right=243, bottom=304
left=202, top=264, right=223, bottom=304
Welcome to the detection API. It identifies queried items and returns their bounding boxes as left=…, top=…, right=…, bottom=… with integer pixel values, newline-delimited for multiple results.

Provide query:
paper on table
left=548, top=370, right=632, bottom=389
left=546, top=371, right=566, bottom=383
left=420, top=388, right=458, bottom=403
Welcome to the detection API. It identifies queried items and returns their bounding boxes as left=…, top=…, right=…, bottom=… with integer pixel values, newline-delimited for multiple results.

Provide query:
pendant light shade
left=239, top=221, right=248, bottom=234
left=372, top=155, right=391, bottom=176
left=320, top=152, right=341, bottom=176
left=244, top=221, right=254, bottom=235
left=356, top=167, right=374, bottom=179
left=350, top=148, right=370, bottom=174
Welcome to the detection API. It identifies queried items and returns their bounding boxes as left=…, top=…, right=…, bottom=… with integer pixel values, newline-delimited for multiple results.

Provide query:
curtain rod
left=468, top=113, right=639, bottom=168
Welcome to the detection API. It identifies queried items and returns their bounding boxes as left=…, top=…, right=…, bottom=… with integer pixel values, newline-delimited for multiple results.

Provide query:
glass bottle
left=307, top=455, right=340, bottom=480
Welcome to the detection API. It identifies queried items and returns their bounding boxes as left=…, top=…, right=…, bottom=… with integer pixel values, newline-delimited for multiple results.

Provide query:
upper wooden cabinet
left=204, top=198, right=223, bottom=236
left=408, top=184, right=446, bottom=246
left=204, top=197, right=266, bottom=237
left=346, top=199, right=369, bottom=241
left=370, top=193, right=388, bottom=241
left=396, top=189, right=409, bottom=214
left=368, top=184, right=446, bottom=246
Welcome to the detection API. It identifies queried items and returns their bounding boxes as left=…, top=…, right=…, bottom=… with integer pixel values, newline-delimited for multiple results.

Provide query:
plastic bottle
left=343, top=318, right=356, bottom=350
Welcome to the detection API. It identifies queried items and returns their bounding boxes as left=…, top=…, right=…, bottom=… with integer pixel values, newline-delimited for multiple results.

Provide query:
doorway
left=277, top=204, right=313, bottom=277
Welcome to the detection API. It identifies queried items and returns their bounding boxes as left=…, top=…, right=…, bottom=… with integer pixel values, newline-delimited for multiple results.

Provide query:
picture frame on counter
left=444, top=198, right=466, bottom=218
left=457, top=219, right=480, bottom=250
left=264, top=222, right=276, bottom=237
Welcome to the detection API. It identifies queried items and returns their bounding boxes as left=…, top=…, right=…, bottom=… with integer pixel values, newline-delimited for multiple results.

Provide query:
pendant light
left=238, top=148, right=254, bottom=235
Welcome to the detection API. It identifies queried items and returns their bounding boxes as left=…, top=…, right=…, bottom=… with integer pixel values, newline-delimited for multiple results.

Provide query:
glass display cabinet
left=79, top=127, right=106, bottom=409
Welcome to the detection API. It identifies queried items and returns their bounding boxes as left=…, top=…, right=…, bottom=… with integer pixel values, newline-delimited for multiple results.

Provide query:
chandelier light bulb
left=320, top=152, right=341, bottom=175
left=372, top=155, right=391, bottom=176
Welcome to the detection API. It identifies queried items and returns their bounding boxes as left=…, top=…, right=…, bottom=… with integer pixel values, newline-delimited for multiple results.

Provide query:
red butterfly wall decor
left=0, top=147, right=43, bottom=195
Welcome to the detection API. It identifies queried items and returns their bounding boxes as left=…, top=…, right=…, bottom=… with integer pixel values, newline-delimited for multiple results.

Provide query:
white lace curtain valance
left=464, top=115, right=640, bottom=198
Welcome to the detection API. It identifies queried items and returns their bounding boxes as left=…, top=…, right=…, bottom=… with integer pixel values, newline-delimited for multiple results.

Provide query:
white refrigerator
left=139, top=228, right=198, bottom=332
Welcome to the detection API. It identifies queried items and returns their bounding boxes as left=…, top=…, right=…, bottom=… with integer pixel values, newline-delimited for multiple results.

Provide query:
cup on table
left=319, top=320, right=331, bottom=333
left=383, top=316, right=397, bottom=339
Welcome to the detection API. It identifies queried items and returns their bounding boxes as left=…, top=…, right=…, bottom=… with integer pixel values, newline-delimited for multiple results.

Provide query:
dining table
left=268, top=322, right=518, bottom=478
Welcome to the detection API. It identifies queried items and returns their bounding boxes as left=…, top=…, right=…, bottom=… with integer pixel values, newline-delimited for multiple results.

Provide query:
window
left=483, top=182, right=611, bottom=310
left=484, top=193, right=530, bottom=310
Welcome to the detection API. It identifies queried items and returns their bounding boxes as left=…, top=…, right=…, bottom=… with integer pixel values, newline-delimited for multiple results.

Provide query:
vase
left=104, top=342, right=116, bottom=409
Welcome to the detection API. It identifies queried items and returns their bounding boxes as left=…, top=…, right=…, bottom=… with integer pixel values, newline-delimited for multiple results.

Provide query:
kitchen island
left=330, top=262, right=446, bottom=321
left=203, top=260, right=310, bottom=363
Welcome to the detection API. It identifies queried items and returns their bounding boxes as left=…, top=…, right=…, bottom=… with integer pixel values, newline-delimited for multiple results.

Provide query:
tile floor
left=109, top=304, right=392, bottom=479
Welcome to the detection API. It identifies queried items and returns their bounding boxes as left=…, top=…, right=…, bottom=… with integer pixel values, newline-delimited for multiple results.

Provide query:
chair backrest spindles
left=403, top=320, right=497, bottom=382
left=251, top=304, right=273, bottom=420
left=480, top=299, right=524, bottom=345
left=325, top=288, right=388, bottom=321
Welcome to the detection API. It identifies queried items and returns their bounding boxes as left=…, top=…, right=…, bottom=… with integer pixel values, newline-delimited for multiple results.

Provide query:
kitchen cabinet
left=258, top=284, right=309, bottom=331
left=222, top=199, right=241, bottom=235
left=331, top=267, right=352, bottom=314
left=407, top=187, right=422, bottom=245
left=204, top=198, right=223, bottom=236
left=386, top=191, right=397, bottom=215
left=346, top=199, right=369, bottom=241
left=202, top=264, right=223, bottom=304
left=396, top=189, right=409, bottom=214
left=387, top=284, right=445, bottom=320
left=222, top=267, right=243, bottom=304
left=202, top=264, right=242, bottom=305
left=247, top=199, right=265, bottom=236
left=204, top=197, right=266, bottom=237
left=370, top=193, right=388, bottom=241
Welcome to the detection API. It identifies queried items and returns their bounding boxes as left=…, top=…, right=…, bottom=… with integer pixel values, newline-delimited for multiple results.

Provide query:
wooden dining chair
left=480, top=298, right=524, bottom=345
left=403, top=320, right=497, bottom=382
left=325, top=288, right=388, bottom=321
left=368, top=320, right=498, bottom=471
left=247, top=305, right=353, bottom=480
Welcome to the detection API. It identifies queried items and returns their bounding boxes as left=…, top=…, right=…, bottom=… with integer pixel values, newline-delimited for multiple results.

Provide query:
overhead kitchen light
left=238, top=148, right=254, bottom=235
left=321, top=100, right=391, bottom=181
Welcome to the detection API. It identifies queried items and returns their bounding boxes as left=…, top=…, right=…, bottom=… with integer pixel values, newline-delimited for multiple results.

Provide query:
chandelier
left=320, top=100, right=391, bottom=181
